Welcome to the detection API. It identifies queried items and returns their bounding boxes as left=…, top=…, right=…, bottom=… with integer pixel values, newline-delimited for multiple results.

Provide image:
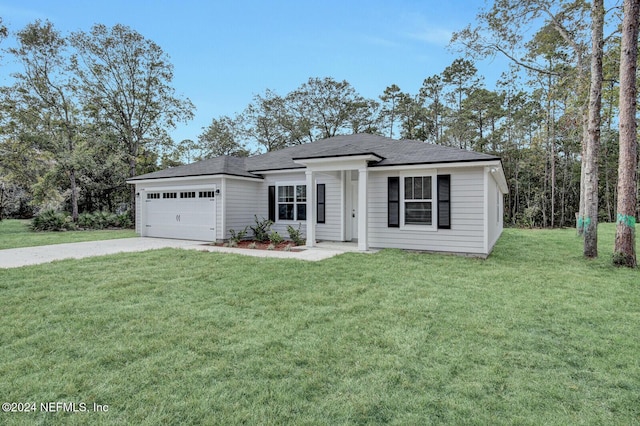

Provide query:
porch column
left=357, top=167, right=368, bottom=251
left=305, top=170, right=316, bottom=248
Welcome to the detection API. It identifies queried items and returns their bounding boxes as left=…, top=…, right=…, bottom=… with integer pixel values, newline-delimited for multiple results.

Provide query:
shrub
left=286, top=224, right=305, bottom=246
left=31, top=209, right=76, bottom=232
left=248, top=242, right=257, bottom=249
left=228, top=226, right=249, bottom=245
left=266, top=243, right=275, bottom=250
left=77, top=211, right=131, bottom=230
left=115, top=213, right=132, bottom=228
left=77, top=212, right=96, bottom=229
left=250, top=215, right=273, bottom=243
left=269, top=231, right=284, bottom=245
left=93, top=211, right=119, bottom=229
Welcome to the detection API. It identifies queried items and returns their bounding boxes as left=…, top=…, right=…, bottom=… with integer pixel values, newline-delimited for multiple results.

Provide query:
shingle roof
left=130, top=134, right=499, bottom=181
left=128, top=155, right=260, bottom=181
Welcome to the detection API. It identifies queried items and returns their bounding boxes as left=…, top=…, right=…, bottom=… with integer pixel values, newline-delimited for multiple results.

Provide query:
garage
left=143, top=188, right=216, bottom=241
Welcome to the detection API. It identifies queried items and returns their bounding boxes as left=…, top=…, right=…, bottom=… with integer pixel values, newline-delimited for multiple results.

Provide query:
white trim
left=357, top=168, right=368, bottom=251
left=220, top=177, right=226, bottom=241
left=294, top=154, right=382, bottom=170
left=127, top=174, right=261, bottom=185
left=340, top=170, right=346, bottom=241
left=399, top=171, right=437, bottom=232
left=275, top=181, right=307, bottom=223
left=137, top=184, right=218, bottom=191
left=370, top=160, right=502, bottom=172
left=249, top=168, right=304, bottom=175
left=483, top=167, right=490, bottom=255
left=305, top=171, right=316, bottom=248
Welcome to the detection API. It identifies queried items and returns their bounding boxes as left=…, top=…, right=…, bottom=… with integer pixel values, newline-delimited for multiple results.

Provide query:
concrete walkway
left=0, top=238, right=364, bottom=269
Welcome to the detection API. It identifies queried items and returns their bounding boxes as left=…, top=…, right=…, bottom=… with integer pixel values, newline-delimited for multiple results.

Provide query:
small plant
left=284, top=244, right=292, bottom=252
left=286, top=224, right=305, bottom=246
left=250, top=215, right=273, bottom=243
left=228, top=226, right=249, bottom=245
left=269, top=231, right=284, bottom=245
left=267, top=243, right=275, bottom=250
left=248, top=242, right=257, bottom=249
left=228, top=240, right=238, bottom=248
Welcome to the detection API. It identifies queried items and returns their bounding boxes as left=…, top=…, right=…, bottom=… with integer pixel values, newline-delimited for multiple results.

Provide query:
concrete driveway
left=0, top=238, right=357, bottom=269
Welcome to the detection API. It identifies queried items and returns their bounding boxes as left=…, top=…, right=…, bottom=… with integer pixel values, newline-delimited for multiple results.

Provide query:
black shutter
left=388, top=177, right=399, bottom=227
left=437, top=175, right=450, bottom=229
left=317, top=184, right=326, bottom=224
left=268, top=186, right=275, bottom=222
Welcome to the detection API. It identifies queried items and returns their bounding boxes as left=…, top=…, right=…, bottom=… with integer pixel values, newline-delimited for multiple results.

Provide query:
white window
left=402, top=175, right=434, bottom=227
left=277, top=184, right=306, bottom=221
left=147, top=192, right=160, bottom=199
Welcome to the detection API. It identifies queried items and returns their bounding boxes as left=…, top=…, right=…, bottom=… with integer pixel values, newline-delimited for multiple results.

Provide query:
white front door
left=145, top=189, right=216, bottom=241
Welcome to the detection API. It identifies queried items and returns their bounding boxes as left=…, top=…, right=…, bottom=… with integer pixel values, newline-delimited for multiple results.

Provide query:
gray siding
left=368, top=167, right=486, bottom=254
left=487, top=172, right=504, bottom=251
left=223, top=178, right=264, bottom=239
left=315, top=171, right=342, bottom=241
left=262, top=172, right=307, bottom=239
left=134, top=184, right=142, bottom=235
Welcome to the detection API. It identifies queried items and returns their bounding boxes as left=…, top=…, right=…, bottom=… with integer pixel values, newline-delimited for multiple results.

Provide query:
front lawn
left=0, top=224, right=638, bottom=424
left=0, top=219, right=136, bottom=250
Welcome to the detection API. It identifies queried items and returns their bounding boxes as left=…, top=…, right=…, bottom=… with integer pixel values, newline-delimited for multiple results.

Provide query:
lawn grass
left=0, top=219, right=136, bottom=250
left=0, top=224, right=638, bottom=424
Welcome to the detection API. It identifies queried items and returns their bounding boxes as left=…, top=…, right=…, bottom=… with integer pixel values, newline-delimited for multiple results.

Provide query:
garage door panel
left=144, top=190, right=216, bottom=241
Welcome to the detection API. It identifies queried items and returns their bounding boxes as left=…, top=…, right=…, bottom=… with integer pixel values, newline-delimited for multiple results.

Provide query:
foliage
left=228, top=226, right=249, bottom=244
left=30, top=209, right=75, bottom=231
left=250, top=215, right=273, bottom=243
left=198, top=115, right=250, bottom=159
left=69, top=23, right=195, bottom=217
left=268, top=231, right=283, bottom=245
left=0, top=225, right=638, bottom=424
left=286, top=224, right=305, bottom=246
left=77, top=211, right=132, bottom=230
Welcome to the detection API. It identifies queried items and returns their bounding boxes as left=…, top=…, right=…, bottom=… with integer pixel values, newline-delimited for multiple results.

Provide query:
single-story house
left=127, top=134, right=508, bottom=256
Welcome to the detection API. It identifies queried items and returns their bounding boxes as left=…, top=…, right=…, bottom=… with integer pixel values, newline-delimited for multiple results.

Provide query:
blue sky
left=0, top=0, right=509, bottom=144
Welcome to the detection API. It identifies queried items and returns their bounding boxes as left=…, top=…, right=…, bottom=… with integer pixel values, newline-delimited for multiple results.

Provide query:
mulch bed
left=213, top=240, right=306, bottom=251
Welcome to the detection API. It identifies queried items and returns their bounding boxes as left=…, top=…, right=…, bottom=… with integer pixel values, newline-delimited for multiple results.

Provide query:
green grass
left=0, top=219, right=136, bottom=250
left=0, top=224, right=638, bottom=424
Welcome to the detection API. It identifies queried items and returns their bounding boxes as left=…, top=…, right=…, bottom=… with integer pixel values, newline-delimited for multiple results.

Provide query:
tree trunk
left=70, top=168, right=79, bottom=222
left=129, top=156, right=137, bottom=222
left=583, top=0, right=604, bottom=258
left=613, top=0, right=639, bottom=267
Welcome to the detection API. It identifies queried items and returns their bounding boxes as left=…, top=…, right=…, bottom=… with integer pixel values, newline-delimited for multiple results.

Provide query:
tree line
left=0, top=0, right=638, bottom=266
left=0, top=19, right=193, bottom=222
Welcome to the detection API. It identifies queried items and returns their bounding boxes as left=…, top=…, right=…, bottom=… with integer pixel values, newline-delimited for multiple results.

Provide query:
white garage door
left=144, top=189, right=216, bottom=241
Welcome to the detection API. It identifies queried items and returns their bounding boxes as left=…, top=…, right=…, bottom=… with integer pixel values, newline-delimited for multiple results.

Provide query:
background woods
left=0, top=1, right=638, bottom=248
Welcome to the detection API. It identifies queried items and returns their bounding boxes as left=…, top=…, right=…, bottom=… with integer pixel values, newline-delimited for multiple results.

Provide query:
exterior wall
left=368, top=167, right=486, bottom=254
left=133, top=177, right=223, bottom=239
left=315, top=171, right=342, bottom=241
left=223, top=178, right=264, bottom=239
left=134, top=185, right=142, bottom=235
left=259, top=171, right=343, bottom=242
left=262, top=172, right=308, bottom=239
left=132, top=163, right=504, bottom=255
left=487, top=171, right=504, bottom=251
